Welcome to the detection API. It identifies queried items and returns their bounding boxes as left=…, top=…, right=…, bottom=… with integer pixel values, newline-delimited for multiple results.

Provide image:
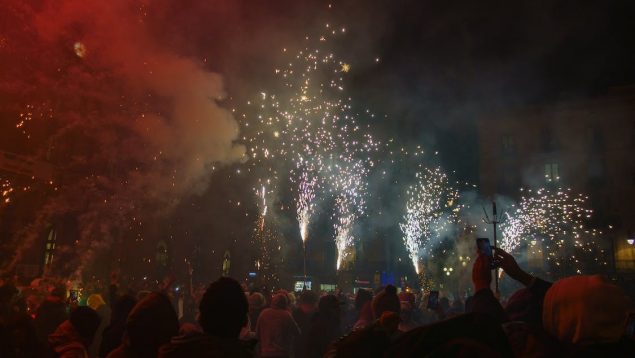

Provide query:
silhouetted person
left=470, top=248, right=635, bottom=356
left=99, top=294, right=136, bottom=357
left=292, top=290, right=318, bottom=358
left=0, top=283, right=40, bottom=357
left=352, top=301, right=373, bottom=330
left=256, top=291, right=300, bottom=358
left=48, top=306, right=101, bottom=358
left=307, top=294, right=341, bottom=357
left=159, top=277, right=254, bottom=357
left=87, top=293, right=110, bottom=357
left=437, top=297, right=450, bottom=320
left=347, top=288, right=372, bottom=331
left=329, top=285, right=401, bottom=357
left=35, top=286, right=68, bottom=349
left=385, top=249, right=513, bottom=357
left=108, top=292, right=178, bottom=358
left=248, top=292, right=266, bottom=332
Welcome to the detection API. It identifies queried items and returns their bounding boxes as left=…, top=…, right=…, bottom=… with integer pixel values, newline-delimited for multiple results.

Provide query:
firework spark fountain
left=500, top=187, right=605, bottom=274
left=399, top=167, right=460, bottom=274
left=258, top=185, right=268, bottom=231
left=331, top=156, right=369, bottom=270
left=240, top=13, right=379, bottom=260
left=296, top=172, right=317, bottom=243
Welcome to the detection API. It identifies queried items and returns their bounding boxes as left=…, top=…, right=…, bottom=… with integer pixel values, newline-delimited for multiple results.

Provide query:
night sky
left=182, top=0, right=635, bottom=179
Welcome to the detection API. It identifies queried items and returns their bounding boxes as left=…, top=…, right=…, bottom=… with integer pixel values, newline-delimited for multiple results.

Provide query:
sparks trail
left=331, top=156, right=369, bottom=270
left=500, top=187, right=606, bottom=274
left=400, top=166, right=461, bottom=274
left=297, top=172, right=317, bottom=243
left=1, top=178, right=14, bottom=205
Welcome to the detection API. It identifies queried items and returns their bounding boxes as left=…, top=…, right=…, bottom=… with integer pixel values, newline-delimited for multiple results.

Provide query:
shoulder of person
left=329, top=323, right=388, bottom=354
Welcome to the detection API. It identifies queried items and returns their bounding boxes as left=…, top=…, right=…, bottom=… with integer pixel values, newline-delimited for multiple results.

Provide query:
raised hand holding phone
left=472, top=253, right=493, bottom=292
left=476, top=238, right=492, bottom=257
left=476, top=238, right=500, bottom=269
left=494, top=248, right=534, bottom=286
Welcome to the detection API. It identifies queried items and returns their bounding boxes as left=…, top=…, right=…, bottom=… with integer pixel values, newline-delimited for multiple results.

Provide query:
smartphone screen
left=476, top=238, right=492, bottom=257
left=69, top=289, right=78, bottom=302
left=427, top=290, right=439, bottom=310
left=477, top=238, right=499, bottom=269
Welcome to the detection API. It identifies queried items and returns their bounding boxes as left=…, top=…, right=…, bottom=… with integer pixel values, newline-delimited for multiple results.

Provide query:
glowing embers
left=74, top=41, right=87, bottom=58
left=500, top=187, right=603, bottom=273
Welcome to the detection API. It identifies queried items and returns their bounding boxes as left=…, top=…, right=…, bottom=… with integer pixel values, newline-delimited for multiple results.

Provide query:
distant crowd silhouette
left=1, top=248, right=634, bottom=357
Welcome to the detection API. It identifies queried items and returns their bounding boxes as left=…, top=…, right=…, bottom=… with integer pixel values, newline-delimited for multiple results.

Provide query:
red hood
left=48, top=320, right=87, bottom=357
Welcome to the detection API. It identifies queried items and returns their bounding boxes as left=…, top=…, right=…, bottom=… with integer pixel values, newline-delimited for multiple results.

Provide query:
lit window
left=44, top=227, right=57, bottom=268
left=320, top=284, right=336, bottom=292
left=545, top=163, right=560, bottom=182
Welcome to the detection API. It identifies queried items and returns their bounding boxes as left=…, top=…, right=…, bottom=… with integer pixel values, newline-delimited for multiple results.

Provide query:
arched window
left=43, top=226, right=56, bottom=268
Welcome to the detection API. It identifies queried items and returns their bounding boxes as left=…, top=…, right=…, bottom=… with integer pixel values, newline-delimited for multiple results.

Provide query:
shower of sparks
left=240, top=15, right=379, bottom=252
left=399, top=166, right=460, bottom=274
left=16, top=103, right=54, bottom=139
left=500, top=187, right=605, bottom=274
left=261, top=185, right=268, bottom=217
left=251, top=215, right=283, bottom=289
left=297, top=172, right=317, bottom=243
left=258, top=185, right=268, bottom=232
left=331, top=156, right=369, bottom=270
left=1, top=179, right=13, bottom=205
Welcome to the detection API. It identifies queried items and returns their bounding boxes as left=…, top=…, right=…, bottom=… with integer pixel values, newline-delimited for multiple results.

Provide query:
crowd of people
left=1, top=248, right=634, bottom=357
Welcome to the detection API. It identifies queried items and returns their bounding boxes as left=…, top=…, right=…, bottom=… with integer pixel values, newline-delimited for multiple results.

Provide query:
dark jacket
left=327, top=320, right=394, bottom=358
left=99, top=295, right=136, bottom=357
left=158, top=331, right=255, bottom=358
left=0, top=311, right=40, bottom=357
left=107, top=292, right=178, bottom=358
left=292, top=307, right=314, bottom=358
left=385, top=312, right=514, bottom=357
left=35, top=296, right=68, bottom=348
left=307, top=311, right=341, bottom=358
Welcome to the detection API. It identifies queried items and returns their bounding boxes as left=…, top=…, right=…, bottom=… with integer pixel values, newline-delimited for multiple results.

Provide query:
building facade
left=477, top=87, right=635, bottom=273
